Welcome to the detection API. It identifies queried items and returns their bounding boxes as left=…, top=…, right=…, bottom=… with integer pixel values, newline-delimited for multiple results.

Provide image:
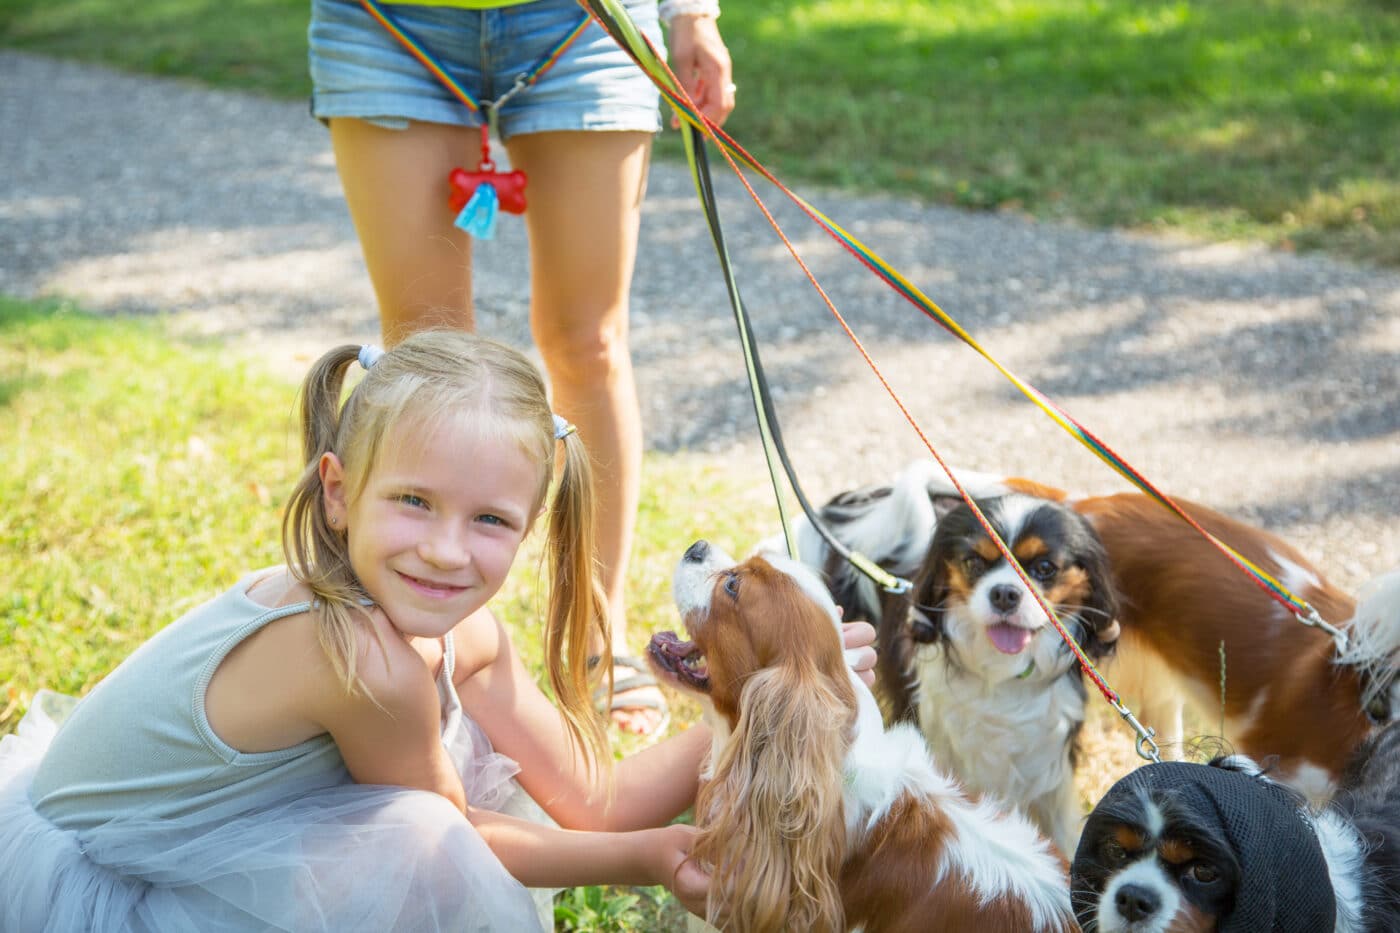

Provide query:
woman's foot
left=594, top=654, right=670, bottom=738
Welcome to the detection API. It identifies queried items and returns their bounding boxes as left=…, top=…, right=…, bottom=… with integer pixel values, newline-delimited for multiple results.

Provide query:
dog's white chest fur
left=915, top=647, right=1085, bottom=853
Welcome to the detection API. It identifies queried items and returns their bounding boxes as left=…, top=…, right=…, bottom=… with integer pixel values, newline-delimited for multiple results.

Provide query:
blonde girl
left=0, top=329, right=876, bottom=931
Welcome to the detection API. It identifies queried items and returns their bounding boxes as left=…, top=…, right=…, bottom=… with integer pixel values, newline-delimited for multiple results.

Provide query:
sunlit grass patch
left=1, top=298, right=300, bottom=717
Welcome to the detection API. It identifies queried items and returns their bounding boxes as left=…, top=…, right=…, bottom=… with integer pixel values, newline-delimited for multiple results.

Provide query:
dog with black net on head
left=1070, top=726, right=1400, bottom=933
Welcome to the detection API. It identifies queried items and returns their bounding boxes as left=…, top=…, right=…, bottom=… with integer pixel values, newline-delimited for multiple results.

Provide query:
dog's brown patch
left=1113, top=824, right=1147, bottom=853
left=1165, top=900, right=1219, bottom=933
left=1012, top=535, right=1050, bottom=562
left=1043, top=564, right=1092, bottom=607
left=943, top=559, right=975, bottom=602
left=973, top=538, right=1003, bottom=564
left=1158, top=837, right=1196, bottom=866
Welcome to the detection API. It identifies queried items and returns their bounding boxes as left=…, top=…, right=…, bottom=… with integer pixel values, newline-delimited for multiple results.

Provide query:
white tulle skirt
left=0, top=692, right=554, bottom=933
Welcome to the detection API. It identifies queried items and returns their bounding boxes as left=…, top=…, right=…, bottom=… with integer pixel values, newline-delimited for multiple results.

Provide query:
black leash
left=683, top=125, right=911, bottom=595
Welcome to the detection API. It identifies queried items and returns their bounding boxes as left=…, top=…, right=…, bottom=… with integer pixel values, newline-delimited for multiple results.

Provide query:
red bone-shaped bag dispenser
left=449, top=164, right=527, bottom=215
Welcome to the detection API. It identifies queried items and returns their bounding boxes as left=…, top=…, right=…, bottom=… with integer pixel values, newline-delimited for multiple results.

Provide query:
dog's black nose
left=684, top=540, right=711, bottom=563
left=989, top=583, right=1022, bottom=613
left=1115, top=883, right=1160, bottom=921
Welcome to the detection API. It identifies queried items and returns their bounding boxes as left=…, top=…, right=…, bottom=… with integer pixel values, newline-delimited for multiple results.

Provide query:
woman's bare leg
left=507, top=129, right=660, bottom=735
left=329, top=118, right=477, bottom=343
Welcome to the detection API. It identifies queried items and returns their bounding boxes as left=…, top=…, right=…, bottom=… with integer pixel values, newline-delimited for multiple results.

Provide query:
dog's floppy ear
left=908, top=549, right=951, bottom=646
left=930, top=493, right=965, bottom=522
left=875, top=592, right=923, bottom=724
left=1071, top=517, right=1122, bottom=659
left=692, top=659, right=853, bottom=933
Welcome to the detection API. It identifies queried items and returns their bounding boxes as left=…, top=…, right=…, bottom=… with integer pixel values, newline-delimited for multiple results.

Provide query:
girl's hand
left=842, top=620, right=878, bottom=687
left=665, top=15, right=735, bottom=128
left=648, top=823, right=711, bottom=918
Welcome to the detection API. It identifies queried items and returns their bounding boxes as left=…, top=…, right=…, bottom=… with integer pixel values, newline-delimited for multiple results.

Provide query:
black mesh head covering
left=1073, top=761, right=1336, bottom=932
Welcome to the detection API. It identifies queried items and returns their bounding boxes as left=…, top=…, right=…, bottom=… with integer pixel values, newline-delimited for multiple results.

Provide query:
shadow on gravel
left=1243, top=464, right=1400, bottom=527
left=1022, top=298, right=1400, bottom=444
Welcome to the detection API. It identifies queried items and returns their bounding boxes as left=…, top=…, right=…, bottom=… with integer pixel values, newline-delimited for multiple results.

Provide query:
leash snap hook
left=483, top=73, right=531, bottom=132
left=884, top=576, right=913, bottom=595
left=1113, top=699, right=1162, bottom=764
left=1297, top=607, right=1349, bottom=652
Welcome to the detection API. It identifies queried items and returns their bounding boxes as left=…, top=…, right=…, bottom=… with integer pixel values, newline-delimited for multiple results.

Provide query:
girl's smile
left=397, top=571, right=469, bottom=599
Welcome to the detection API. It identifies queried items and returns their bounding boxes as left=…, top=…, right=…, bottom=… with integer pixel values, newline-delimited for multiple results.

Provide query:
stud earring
left=330, top=516, right=338, bottom=526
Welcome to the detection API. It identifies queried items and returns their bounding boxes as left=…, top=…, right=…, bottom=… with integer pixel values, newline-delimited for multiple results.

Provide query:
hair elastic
left=552, top=414, right=577, bottom=440
left=358, top=345, right=385, bottom=370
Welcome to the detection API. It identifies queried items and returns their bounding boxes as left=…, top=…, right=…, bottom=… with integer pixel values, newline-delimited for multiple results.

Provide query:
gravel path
left=4, top=49, right=1397, bottom=591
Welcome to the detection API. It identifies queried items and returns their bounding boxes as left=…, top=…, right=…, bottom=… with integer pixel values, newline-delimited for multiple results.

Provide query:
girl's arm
left=456, top=613, right=878, bottom=831
left=453, top=607, right=710, bottom=832
left=299, top=618, right=710, bottom=912
left=305, top=613, right=469, bottom=810
left=467, top=808, right=707, bottom=914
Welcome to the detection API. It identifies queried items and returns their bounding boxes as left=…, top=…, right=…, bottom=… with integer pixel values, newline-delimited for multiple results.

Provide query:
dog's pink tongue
left=988, top=623, right=1033, bottom=655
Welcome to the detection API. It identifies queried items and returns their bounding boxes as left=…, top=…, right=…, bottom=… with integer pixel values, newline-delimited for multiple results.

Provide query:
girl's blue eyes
left=393, top=495, right=510, bottom=527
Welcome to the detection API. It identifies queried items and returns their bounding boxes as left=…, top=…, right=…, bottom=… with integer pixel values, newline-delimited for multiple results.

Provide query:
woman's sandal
left=591, top=654, right=671, bottom=738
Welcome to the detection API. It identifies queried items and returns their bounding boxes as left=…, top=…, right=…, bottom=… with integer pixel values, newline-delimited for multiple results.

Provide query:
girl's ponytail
left=282, top=344, right=374, bottom=694
left=544, top=428, right=612, bottom=786
left=297, top=345, right=361, bottom=466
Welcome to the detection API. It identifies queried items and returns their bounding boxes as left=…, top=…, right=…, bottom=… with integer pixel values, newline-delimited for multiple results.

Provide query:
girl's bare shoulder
left=243, top=567, right=314, bottom=609
left=207, top=579, right=431, bottom=751
left=205, top=582, right=332, bottom=752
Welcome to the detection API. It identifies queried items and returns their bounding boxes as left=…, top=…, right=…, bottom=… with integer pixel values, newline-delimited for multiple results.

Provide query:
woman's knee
left=533, top=315, right=631, bottom=386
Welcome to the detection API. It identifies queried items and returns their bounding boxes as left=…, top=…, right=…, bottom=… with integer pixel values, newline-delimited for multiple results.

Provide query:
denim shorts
left=309, top=0, right=664, bottom=138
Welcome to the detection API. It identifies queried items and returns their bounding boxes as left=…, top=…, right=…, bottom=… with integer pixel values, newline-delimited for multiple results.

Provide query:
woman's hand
left=647, top=823, right=711, bottom=918
left=841, top=620, right=878, bottom=687
left=665, top=15, right=735, bottom=128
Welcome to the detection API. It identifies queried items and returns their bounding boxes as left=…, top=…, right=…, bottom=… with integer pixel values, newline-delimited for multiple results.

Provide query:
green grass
left=0, top=0, right=310, bottom=98
left=712, top=0, right=1400, bottom=264
left=0, top=298, right=776, bottom=930
left=1, top=299, right=301, bottom=704
left=4, top=0, right=1400, bottom=264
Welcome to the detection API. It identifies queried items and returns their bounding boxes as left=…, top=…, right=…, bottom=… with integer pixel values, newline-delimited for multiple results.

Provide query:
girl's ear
left=319, top=452, right=349, bottom=527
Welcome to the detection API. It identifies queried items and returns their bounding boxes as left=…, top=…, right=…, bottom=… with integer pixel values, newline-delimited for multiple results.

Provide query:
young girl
left=0, top=329, right=875, bottom=931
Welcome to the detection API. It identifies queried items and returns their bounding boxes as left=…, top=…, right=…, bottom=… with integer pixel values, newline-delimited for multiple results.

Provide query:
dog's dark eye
left=962, top=554, right=986, bottom=577
left=1100, top=839, right=1127, bottom=864
left=723, top=572, right=741, bottom=599
left=1028, top=558, right=1057, bottom=582
left=1188, top=863, right=1219, bottom=884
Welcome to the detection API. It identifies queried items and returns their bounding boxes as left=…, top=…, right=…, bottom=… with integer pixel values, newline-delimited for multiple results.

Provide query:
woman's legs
left=329, top=117, right=477, bottom=342
left=506, top=129, right=660, bottom=736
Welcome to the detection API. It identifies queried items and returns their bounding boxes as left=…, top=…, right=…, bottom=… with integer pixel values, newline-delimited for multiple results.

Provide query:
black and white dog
left=778, top=458, right=1400, bottom=855
left=1330, top=721, right=1400, bottom=932
left=1071, top=729, right=1400, bottom=933
left=769, top=461, right=1121, bottom=855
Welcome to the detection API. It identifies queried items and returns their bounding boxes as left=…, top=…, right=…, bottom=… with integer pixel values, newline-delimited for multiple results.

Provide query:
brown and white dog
left=785, top=460, right=1400, bottom=848
left=648, top=540, right=1078, bottom=933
